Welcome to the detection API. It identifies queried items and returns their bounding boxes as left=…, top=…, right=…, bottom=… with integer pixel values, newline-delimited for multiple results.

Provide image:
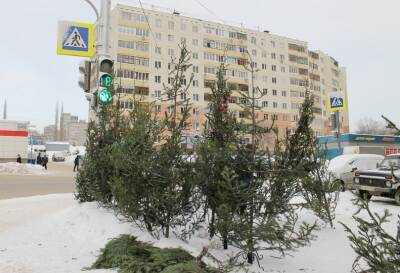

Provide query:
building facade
left=0, top=120, right=29, bottom=162
left=103, top=4, right=349, bottom=148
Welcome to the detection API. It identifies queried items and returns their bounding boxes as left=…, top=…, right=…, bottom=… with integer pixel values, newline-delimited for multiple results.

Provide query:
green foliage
left=75, top=101, right=120, bottom=203
left=92, top=235, right=219, bottom=273
left=341, top=198, right=400, bottom=273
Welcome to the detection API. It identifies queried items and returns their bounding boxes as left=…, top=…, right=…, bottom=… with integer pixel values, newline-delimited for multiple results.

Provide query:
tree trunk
left=209, top=210, right=215, bottom=238
left=223, top=238, right=228, bottom=250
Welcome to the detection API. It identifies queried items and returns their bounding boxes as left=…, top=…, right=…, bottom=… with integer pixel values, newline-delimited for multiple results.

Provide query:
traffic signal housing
left=78, top=60, right=91, bottom=92
left=98, top=57, right=114, bottom=104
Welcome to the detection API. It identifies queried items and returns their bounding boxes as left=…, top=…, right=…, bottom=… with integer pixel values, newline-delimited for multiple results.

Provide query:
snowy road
left=0, top=163, right=75, bottom=200
left=0, top=192, right=399, bottom=273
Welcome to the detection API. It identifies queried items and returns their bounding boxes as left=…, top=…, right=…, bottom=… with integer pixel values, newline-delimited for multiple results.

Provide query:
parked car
left=328, top=154, right=384, bottom=192
left=52, top=151, right=66, bottom=162
left=354, top=153, right=400, bottom=205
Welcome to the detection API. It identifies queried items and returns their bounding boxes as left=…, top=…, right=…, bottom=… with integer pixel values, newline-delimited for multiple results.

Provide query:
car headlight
left=354, top=178, right=360, bottom=184
left=385, top=180, right=392, bottom=187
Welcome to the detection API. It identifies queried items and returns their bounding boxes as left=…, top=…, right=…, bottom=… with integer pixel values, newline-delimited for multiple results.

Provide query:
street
left=0, top=163, right=75, bottom=200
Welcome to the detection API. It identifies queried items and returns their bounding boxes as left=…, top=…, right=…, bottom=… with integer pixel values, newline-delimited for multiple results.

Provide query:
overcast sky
left=1, top=0, right=399, bottom=132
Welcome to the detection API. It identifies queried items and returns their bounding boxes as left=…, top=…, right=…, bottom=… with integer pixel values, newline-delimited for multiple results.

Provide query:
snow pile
left=0, top=192, right=399, bottom=273
left=0, top=162, right=46, bottom=175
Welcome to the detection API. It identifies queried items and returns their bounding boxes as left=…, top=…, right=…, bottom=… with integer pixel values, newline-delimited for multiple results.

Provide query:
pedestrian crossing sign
left=328, top=92, right=346, bottom=112
left=57, top=21, right=94, bottom=57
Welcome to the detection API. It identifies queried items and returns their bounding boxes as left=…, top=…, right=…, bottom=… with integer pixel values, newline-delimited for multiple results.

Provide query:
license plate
left=360, top=186, right=379, bottom=192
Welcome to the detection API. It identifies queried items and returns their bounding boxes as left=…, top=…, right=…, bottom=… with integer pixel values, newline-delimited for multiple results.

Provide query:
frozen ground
left=0, top=162, right=46, bottom=175
left=0, top=192, right=399, bottom=273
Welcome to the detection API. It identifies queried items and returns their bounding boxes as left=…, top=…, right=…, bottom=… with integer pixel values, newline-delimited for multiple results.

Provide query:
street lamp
left=28, top=125, right=36, bottom=164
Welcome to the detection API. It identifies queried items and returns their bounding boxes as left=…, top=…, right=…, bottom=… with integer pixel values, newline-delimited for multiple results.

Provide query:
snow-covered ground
left=0, top=192, right=398, bottom=273
left=0, top=162, right=46, bottom=175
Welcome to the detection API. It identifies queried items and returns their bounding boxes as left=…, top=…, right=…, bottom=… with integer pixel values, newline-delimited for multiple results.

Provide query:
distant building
left=43, top=125, right=56, bottom=142
left=318, top=133, right=400, bottom=159
left=0, top=120, right=29, bottom=162
left=60, top=113, right=87, bottom=146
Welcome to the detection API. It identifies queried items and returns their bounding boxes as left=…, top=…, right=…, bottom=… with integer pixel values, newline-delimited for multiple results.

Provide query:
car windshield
left=379, top=157, right=400, bottom=169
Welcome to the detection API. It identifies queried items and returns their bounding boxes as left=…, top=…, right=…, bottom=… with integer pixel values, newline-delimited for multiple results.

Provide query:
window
left=270, top=40, right=276, bottom=47
left=252, top=49, right=257, bottom=56
left=154, top=90, right=161, bottom=97
left=288, top=43, right=306, bottom=52
left=155, top=47, right=161, bottom=54
left=193, top=94, right=199, bottom=101
left=264, top=114, right=269, bottom=120
left=193, top=80, right=199, bottom=87
left=192, top=25, right=199, bottom=33
left=281, top=90, right=287, bottom=97
left=216, top=28, right=224, bottom=36
left=155, top=32, right=161, bottom=40
left=272, top=65, right=276, bottom=71
left=262, top=51, right=267, bottom=58
left=155, top=76, right=161, bottom=83
left=168, top=34, right=174, bottom=42
left=289, top=55, right=308, bottom=65
left=272, top=89, right=277, bottom=96
left=181, top=23, right=187, bottom=31
left=262, top=89, right=268, bottom=95
left=280, top=54, right=285, bottom=62
left=168, top=48, right=174, bottom=56
left=155, top=19, right=162, bottom=27
left=262, top=101, right=268, bottom=107
left=262, top=75, right=268, bottom=82
left=193, top=52, right=199, bottom=59
left=181, top=37, right=187, bottom=44
left=204, top=26, right=213, bottom=34
left=168, top=21, right=174, bottom=30
left=272, top=77, right=277, bottom=84
left=281, top=66, right=286, bottom=73
left=180, top=93, right=187, bottom=100
left=282, top=103, right=287, bottom=109
left=155, top=61, right=161, bottom=69
left=155, top=105, right=161, bottom=113
left=193, top=66, right=199, bottom=73
left=262, top=64, right=267, bottom=70
left=251, top=37, right=256, bottom=44
left=273, top=102, right=278, bottom=108
left=271, top=53, right=276, bottom=59
left=192, top=39, right=198, bottom=46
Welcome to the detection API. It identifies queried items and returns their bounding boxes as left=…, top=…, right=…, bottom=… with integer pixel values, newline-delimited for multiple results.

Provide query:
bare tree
left=356, top=118, right=393, bottom=135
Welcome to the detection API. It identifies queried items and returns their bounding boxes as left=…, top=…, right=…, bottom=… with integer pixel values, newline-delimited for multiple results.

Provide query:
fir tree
left=150, top=44, right=200, bottom=238
left=228, top=53, right=317, bottom=265
left=342, top=198, right=400, bottom=273
left=286, top=91, right=339, bottom=228
left=109, top=100, right=161, bottom=232
left=75, top=91, right=121, bottom=204
left=195, top=63, right=239, bottom=247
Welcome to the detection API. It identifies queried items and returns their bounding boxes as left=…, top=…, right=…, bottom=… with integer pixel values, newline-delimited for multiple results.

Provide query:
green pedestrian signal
left=98, top=89, right=112, bottom=104
left=100, top=74, right=113, bottom=87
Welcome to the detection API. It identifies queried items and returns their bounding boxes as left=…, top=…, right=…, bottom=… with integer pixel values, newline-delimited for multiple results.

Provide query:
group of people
left=16, top=152, right=82, bottom=172
left=36, top=153, right=49, bottom=170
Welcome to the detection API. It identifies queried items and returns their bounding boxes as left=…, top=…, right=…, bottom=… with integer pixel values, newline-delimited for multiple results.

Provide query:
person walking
left=73, top=155, right=80, bottom=172
left=36, top=153, right=42, bottom=165
left=16, top=154, right=22, bottom=163
left=42, top=154, right=48, bottom=170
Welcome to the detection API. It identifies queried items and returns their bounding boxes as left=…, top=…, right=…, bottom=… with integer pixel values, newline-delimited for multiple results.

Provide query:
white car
left=328, top=154, right=384, bottom=191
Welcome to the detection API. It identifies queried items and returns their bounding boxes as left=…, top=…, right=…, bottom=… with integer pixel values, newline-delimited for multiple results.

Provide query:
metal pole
left=83, top=0, right=99, bottom=19
left=99, top=0, right=111, bottom=57
left=335, top=110, right=341, bottom=151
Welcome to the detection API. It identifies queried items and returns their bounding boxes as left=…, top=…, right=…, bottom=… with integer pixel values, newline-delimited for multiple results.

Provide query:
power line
left=137, top=0, right=166, bottom=64
left=192, top=0, right=226, bottom=24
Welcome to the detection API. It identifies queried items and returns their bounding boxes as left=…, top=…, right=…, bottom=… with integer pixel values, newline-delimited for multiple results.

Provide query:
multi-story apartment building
left=104, top=4, right=349, bottom=149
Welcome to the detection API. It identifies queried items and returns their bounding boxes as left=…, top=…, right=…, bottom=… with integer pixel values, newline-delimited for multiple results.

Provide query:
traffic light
left=78, top=60, right=91, bottom=92
left=98, top=57, right=114, bottom=104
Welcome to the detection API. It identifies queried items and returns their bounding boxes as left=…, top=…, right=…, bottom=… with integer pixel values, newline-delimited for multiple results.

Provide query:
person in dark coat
left=73, top=155, right=80, bottom=172
left=16, top=154, right=22, bottom=163
left=42, top=154, right=48, bottom=170
left=37, top=153, right=42, bottom=165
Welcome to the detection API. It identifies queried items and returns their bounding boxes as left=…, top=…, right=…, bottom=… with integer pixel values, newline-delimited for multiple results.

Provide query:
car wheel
left=395, top=188, right=400, bottom=206
left=359, top=190, right=372, bottom=201
left=338, top=180, right=345, bottom=192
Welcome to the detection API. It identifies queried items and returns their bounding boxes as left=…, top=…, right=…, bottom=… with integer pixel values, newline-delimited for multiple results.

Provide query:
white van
left=328, top=154, right=384, bottom=191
